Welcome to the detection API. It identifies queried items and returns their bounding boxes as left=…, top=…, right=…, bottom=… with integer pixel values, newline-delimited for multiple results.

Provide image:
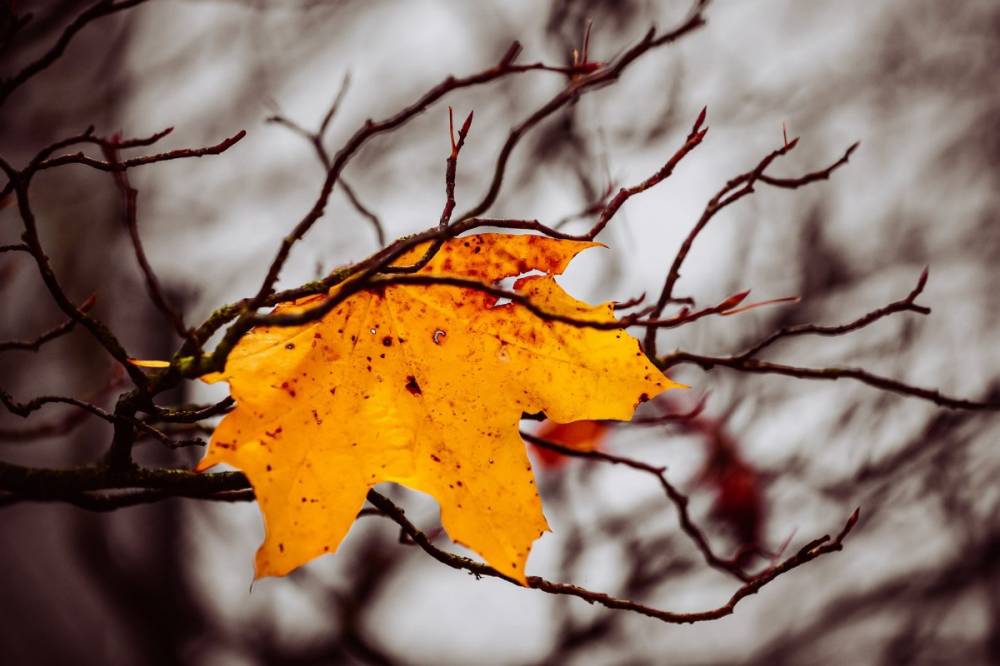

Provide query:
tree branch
left=101, top=140, right=190, bottom=341
left=522, top=430, right=752, bottom=582
left=0, top=0, right=153, bottom=109
left=0, top=293, right=96, bottom=353
left=659, top=354, right=1000, bottom=411
left=644, top=139, right=858, bottom=357
left=365, top=488, right=858, bottom=624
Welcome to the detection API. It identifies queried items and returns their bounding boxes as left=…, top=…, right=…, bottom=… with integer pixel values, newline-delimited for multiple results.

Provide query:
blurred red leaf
left=530, top=419, right=610, bottom=469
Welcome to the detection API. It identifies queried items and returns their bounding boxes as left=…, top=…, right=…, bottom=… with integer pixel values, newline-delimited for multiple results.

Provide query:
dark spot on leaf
left=405, top=376, right=423, bottom=396
left=430, top=454, right=441, bottom=462
left=382, top=336, right=393, bottom=346
left=278, top=543, right=284, bottom=553
left=432, top=329, right=447, bottom=344
left=285, top=343, right=295, bottom=350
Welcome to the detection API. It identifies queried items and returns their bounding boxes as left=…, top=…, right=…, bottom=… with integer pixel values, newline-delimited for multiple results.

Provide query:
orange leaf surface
left=531, top=420, right=610, bottom=469
left=197, top=234, right=678, bottom=582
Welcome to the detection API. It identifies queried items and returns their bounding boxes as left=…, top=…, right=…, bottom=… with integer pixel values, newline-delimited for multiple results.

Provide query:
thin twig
left=523, top=431, right=751, bottom=581
left=249, top=39, right=599, bottom=308
left=644, top=140, right=858, bottom=357
left=0, top=294, right=96, bottom=352
left=455, top=8, right=709, bottom=223
left=0, top=0, right=153, bottom=109
left=736, top=268, right=929, bottom=360
left=267, top=74, right=387, bottom=246
left=250, top=3, right=708, bottom=316
left=365, top=488, right=858, bottom=624
left=659, top=353, right=1000, bottom=411
left=0, top=387, right=173, bottom=444
left=251, top=273, right=795, bottom=334
left=145, top=397, right=235, bottom=423
left=382, top=108, right=474, bottom=275
left=101, top=140, right=190, bottom=340
left=36, top=129, right=247, bottom=172
left=4, top=169, right=150, bottom=388
left=759, top=142, right=860, bottom=188
left=583, top=106, right=707, bottom=240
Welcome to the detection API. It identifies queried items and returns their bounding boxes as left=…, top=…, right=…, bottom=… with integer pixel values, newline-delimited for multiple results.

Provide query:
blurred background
left=2, top=0, right=999, bottom=664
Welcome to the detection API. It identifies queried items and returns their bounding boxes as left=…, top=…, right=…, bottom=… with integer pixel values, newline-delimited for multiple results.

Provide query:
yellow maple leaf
left=197, top=233, right=678, bottom=581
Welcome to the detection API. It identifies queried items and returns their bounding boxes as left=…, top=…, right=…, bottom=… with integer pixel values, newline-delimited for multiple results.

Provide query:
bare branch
left=455, top=9, right=709, bottom=223
left=0, top=293, right=95, bottom=353
left=522, top=430, right=751, bottom=581
left=0, top=0, right=153, bottom=109
left=338, top=178, right=386, bottom=247
left=0, top=389, right=116, bottom=430
left=317, top=71, right=352, bottom=140
left=252, top=274, right=796, bottom=338
left=0, top=460, right=246, bottom=495
left=36, top=129, right=247, bottom=173
left=6, top=175, right=150, bottom=388
left=382, top=107, right=474, bottom=275
left=643, top=138, right=800, bottom=355
left=248, top=36, right=623, bottom=310
left=0, top=243, right=31, bottom=255
left=100, top=140, right=190, bottom=341
left=759, top=142, right=860, bottom=188
left=145, top=397, right=235, bottom=423
left=644, top=139, right=858, bottom=356
left=267, top=77, right=387, bottom=247
left=582, top=106, right=707, bottom=240
left=736, top=267, right=929, bottom=360
left=659, top=353, right=1000, bottom=412
left=627, top=394, right=708, bottom=424
left=365, top=488, right=858, bottom=624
